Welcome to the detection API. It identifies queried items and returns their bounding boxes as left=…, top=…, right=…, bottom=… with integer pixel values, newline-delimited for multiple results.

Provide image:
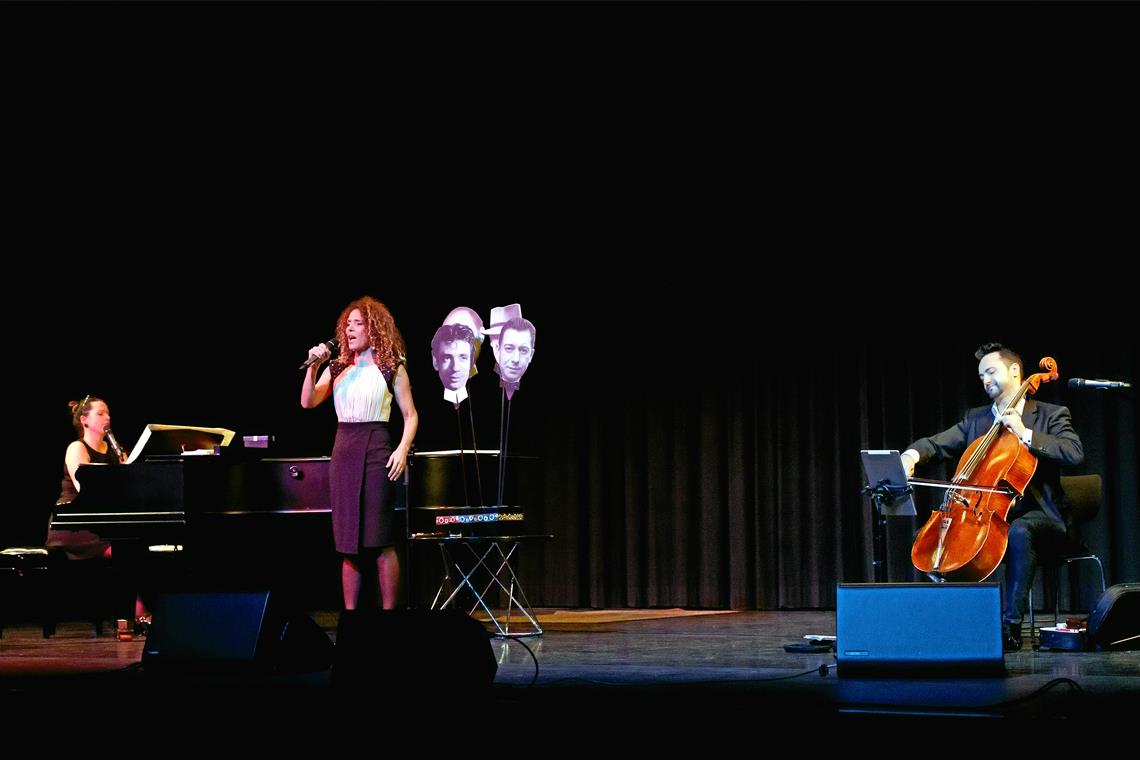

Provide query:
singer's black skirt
left=329, top=421, right=395, bottom=554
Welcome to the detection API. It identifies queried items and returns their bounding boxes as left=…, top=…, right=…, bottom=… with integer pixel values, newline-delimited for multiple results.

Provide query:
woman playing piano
left=50, top=394, right=151, bottom=630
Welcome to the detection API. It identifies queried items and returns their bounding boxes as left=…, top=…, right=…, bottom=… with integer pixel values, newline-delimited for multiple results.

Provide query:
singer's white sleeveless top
left=333, top=362, right=393, bottom=423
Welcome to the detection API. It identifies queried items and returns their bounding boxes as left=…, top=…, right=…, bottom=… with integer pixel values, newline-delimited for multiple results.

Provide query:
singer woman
left=50, top=394, right=151, bottom=628
left=301, top=296, right=419, bottom=611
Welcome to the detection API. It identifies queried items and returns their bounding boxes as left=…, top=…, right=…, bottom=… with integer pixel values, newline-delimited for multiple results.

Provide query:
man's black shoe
left=1004, top=623, right=1022, bottom=652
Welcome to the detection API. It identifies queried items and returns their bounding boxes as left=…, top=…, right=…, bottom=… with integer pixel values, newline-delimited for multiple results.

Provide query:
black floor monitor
left=837, top=583, right=1005, bottom=677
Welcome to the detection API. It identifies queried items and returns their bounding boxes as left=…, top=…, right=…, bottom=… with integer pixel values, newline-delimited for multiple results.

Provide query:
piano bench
left=0, top=548, right=54, bottom=637
left=0, top=549, right=111, bottom=638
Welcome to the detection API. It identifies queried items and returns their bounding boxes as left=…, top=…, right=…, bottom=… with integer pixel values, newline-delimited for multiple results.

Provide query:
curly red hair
left=333, top=296, right=406, bottom=375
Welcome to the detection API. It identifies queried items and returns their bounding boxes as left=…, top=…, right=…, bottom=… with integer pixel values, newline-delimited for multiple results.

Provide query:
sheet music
left=127, top=424, right=237, bottom=464
left=860, top=449, right=917, bottom=516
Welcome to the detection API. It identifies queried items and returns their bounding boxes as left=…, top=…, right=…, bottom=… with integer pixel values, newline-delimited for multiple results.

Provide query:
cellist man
left=901, top=342, right=1085, bottom=651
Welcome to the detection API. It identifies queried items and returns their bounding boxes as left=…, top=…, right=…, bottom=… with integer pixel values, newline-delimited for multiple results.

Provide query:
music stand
left=127, top=424, right=236, bottom=463
left=860, top=450, right=916, bottom=583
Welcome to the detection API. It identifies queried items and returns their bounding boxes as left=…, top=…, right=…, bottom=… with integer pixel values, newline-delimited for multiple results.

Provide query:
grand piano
left=51, top=453, right=339, bottom=602
left=54, top=455, right=332, bottom=540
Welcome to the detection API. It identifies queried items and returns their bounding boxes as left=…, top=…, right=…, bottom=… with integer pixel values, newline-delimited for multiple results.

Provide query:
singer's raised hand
left=307, top=342, right=333, bottom=366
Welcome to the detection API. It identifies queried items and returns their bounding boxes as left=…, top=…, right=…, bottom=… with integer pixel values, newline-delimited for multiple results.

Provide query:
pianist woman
left=301, top=296, right=419, bottom=611
left=49, top=394, right=151, bottom=631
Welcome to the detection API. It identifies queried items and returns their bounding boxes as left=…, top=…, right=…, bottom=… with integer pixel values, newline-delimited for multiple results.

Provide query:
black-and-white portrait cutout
left=442, top=306, right=485, bottom=378
left=431, top=322, right=477, bottom=405
left=485, top=304, right=536, bottom=400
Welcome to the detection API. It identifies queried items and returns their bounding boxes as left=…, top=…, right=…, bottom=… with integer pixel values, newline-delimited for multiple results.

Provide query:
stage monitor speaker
left=836, top=583, right=1005, bottom=677
left=1088, top=583, right=1140, bottom=651
left=142, top=591, right=333, bottom=674
left=333, top=609, right=497, bottom=691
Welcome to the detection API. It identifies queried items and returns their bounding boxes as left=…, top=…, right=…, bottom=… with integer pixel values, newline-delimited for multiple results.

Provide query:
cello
left=910, top=356, right=1060, bottom=582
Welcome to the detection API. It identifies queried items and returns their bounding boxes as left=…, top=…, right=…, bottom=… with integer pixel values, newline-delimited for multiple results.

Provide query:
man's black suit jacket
left=907, top=399, right=1084, bottom=527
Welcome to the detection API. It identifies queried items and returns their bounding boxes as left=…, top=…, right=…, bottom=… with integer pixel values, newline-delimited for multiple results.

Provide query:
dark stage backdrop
left=12, top=271, right=1137, bottom=611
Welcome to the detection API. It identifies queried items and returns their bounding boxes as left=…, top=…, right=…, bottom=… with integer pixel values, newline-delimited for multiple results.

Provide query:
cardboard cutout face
left=494, top=324, right=534, bottom=384
left=485, top=305, right=536, bottom=400
left=442, top=306, right=485, bottom=378
left=431, top=322, right=477, bottom=403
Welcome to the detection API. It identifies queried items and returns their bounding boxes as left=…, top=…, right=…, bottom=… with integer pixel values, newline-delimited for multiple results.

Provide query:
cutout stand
left=414, top=533, right=550, bottom=637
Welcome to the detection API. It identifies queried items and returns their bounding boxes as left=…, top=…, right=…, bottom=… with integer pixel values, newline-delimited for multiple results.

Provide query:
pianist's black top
left=48, top=441, right=118, bottom=559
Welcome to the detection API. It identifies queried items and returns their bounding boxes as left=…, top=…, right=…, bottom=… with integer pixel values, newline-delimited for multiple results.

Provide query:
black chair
left=1027, top=474, right=1106, bottom=639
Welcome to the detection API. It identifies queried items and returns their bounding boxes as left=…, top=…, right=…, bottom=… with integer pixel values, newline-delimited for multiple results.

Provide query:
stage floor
left=3, top=610, right=1138, bottom=741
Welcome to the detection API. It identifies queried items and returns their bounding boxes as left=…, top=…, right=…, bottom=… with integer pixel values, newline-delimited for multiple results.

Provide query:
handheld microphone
left=300, top=339, right=337, bottom=370
left=104, top=426, right=126, bottom=461
left=1068, top=378, right=1132, bottom=390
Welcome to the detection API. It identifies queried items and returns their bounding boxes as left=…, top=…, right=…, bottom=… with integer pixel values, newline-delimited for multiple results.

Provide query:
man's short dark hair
left=975, top=342, right=1023, bottom=373
left=432, top=323, right=476, bottom=358
left=499, top=317, right=536, bottom=347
